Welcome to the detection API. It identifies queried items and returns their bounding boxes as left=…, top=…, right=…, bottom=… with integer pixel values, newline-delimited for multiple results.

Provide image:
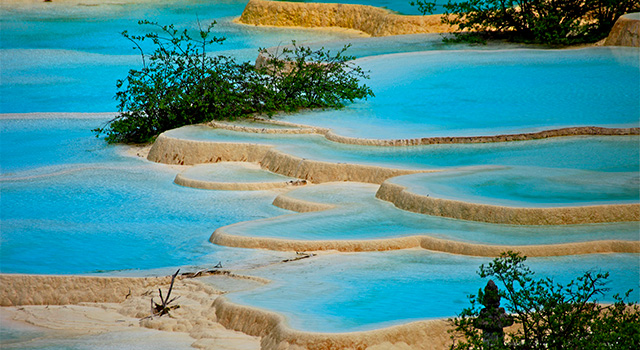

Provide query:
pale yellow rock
left=272, top=193, right=336, bottom=212
left=147, top=132, right=424, bottom=184
left=605, top=13, right=640, bottom=47
left=419, top=236, right=640, bottom=257
left=211, top=118, right=639, bottom=147
left=237, top=0, right=454, bottom=36
left=0, top=274, right=170, bottom=306
left=211, top=227, right=424, bottom=252
left=175, top=172, right=293, bottom=191
left=0, top=274, right=261, bottom=350
left=376, top=181, right=640, bottom=225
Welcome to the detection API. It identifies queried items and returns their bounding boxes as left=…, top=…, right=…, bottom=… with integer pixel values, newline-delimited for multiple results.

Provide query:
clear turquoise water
left=0, top=0, right=360, bottom=113
left=229, top=251, right=640, bottom=332
left=390, top=166, right=640, bottom=207
left=224, top=182, right=640, bottom=244
left=1, top=0, right=638, bottom=338
left=181, top=163, right=297, bottom=183
left=0, top=117, right=288, bottom=274
left=168, top=126, right=640, bottom=172
left=280, top=48, right=640, bottom=138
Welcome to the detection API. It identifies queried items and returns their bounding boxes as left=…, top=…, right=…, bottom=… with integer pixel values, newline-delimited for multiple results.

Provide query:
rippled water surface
left=1, top=0, right=638, bottom=338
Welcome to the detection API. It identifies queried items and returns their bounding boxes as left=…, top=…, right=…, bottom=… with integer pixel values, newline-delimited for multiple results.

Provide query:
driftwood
left=144, top=269, right=181, bottom=319
left=282, top=251, right=316, bottom=263
left=181, top=262, right=224, bottom=278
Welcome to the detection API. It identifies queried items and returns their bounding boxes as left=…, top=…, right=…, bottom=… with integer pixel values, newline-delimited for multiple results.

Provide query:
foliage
left=94, top=20, right=373, bottom=144
left=450, top=251, right=640, bottom=349
left=411, top=0, right=640, bottom=45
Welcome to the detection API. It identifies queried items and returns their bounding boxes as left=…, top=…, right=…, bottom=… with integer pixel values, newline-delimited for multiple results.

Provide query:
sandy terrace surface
left=0, top=274, right=260, bottom=350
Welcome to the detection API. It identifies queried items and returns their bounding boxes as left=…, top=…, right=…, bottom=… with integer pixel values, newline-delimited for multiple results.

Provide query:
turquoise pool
left=389, top=166, right=640, bottom=207
left=1, top=0, right=360, bottom=113
left=167, top=126, right=640, bottom=172
left=1, top=0, right=638, bottom=339
left=221, top=182, right=640, bottom=244
left=280, top=48, right=640, bottom=139
left=227, top=251, right=640, bottom=332
left=0, top=117, right=289, bottom=275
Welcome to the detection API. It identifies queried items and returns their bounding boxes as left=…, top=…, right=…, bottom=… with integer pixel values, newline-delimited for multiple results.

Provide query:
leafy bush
left=412, top=0, right=640, bottom=45
left=450, top=251, right=640, bottom=349
left=94, top=20, right=373, bottom=144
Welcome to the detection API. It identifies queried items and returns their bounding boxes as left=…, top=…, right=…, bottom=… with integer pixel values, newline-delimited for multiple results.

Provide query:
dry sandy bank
left=0, top=273, right=261, bottom=349
left=0, top=273, right=457, bottom=350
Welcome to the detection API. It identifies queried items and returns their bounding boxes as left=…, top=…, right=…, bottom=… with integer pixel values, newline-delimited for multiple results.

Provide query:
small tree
left=450, top=251, right=640, bottom=349
left=411, top=0, right=640, bottom=45
left=93, top=20, right=373, bottom=144
left=257, top=42, right=373, bottom=112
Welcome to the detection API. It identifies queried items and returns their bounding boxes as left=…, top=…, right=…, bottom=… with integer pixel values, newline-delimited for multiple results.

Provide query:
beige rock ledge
left=149, top=129, right=639, bottom=227
left=605, top=12, right=640, bottom=47
left=0, top=273, right=261, bottom=349
left=175, top=173, right=297, bottom=191
left=376, top=181, right=640, bottom=225
left=237, top=0, right=454, bottom=37
left=0, top=274, right=170, bottom=307
left=208, top=186, right=640, bottom=256
left=208, top=120, right=318, bottom=135
left=0, top=273, right=456, bottom=349
left=211, top=119, right=640, bottom=147
left=147, top=132, right=424, bottom=184
left=211, top=223, right=640, bottom=256
left=272, top=193, right=337, bottom=212
left=173, top=162, right=310, bottom=191
left=211, top=226, right=424, bottom=252
left=419, top=236, right=640, bottom=257
left=213, top=296, right=453, bottom=350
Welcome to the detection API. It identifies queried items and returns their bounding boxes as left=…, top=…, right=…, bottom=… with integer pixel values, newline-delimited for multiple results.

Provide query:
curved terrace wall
left=237, top=0, right=453, bottom=37
left=272, top=194, right=336, bottom=212
left=418, top=236, right=640, bottom=257
left=174, top=173, right=295, bottom=191
left=211, top=223, right=640, bottom=256
left=376, top=181, right=640, bottom=225
left=0, top=274, right=171, bottom=306
left=605, top=13, right=640, bottom=47
left=211, top=120, right=640, bottom=147
left=212, top=297, right=453, bottom=350
left=148, top=133, right=423, bottom=184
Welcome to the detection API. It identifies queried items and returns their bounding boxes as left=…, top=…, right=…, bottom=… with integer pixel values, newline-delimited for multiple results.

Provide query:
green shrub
left=412, top=0, right=640, bottom=45
left=94, top=20, right=373, bottom=144
left=450, top=251, right=640, bottom=349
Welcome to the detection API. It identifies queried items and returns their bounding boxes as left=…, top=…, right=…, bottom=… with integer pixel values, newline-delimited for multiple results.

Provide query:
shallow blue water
left=0, top=116, right=122, bottom=174
left=223, top=183, right=640, bottom=244
left=168, top=126, right=640, bottom=172
left=230, top=251, right=640, bottom=332
left=181, top=163, right=297, bottom=183
left=281, top=48, right=640, bottom=138
left=391, top=166, right=640, bottom=207
left=0, top=0, right=360, bottom=113
left=0, top=117, right=288, bottom=274
left=1, top=0, right=639, bottom=337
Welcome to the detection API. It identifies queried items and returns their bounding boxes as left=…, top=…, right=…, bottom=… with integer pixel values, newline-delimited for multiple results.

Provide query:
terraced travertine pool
left=1, top=0, right=639, bottom=348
